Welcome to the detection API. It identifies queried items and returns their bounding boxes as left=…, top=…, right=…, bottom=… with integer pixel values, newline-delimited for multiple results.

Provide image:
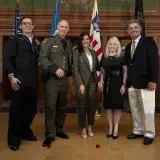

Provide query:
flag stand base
left=94, top=109, right=102, bottom=117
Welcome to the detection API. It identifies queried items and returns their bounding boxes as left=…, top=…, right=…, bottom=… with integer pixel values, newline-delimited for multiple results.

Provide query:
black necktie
left=61, top=39, right=67, bottom=50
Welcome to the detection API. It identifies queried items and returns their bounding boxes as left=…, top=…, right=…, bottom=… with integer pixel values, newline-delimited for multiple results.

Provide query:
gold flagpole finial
left=16, top=0, right=20, bottom=4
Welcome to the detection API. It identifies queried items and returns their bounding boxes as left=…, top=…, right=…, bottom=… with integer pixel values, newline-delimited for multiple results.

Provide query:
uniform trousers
left=8, top=85, right=37, bottom=146
left=128, top=87, right=155, bottom=138
left=44, top=76, right=68, bottom=138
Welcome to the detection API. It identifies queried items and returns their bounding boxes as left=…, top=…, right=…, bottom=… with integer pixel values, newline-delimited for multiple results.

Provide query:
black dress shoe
left=9, top=145, right=19, bottom=151
left=127, top=133, right=144, bottom=139
left=106, top=133, right=112, bottom=138
left=22, top=135, right=38, bottom=141
left=143, top=137, right=154, bottom=145
left=112, top=135, right=118, bottom=139
left=42, top=137, right=55, bottom=147
left=56, top=132, right=69, bottom=139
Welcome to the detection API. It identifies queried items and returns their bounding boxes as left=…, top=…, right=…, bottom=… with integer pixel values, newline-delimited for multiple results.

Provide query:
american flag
left=90, top=0, right=102, bottom=82
left=13, top=0, right=20, bottom=35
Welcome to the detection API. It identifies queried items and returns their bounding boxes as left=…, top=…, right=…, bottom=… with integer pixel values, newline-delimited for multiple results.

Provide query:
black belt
left=104, top=70, right=121, bottom=93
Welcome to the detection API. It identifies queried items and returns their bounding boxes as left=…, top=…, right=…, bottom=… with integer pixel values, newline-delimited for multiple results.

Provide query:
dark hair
left=127, top=19, right=142, bottom=28
left=20, top=17, right=33, bottom=24
left=77, top=32, right=90, bottom=53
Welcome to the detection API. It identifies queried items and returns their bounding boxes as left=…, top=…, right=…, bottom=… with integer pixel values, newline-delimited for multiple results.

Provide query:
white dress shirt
left=29, top=37, right=33, bottom=43
left=85, top=52, right=93, bottom=72
left=131, top=35, right=141, bottom=50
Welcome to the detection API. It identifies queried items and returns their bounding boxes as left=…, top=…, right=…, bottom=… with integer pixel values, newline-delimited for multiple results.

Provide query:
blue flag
left=50, top=0, right=61, bottom=36
left=13, top=0, right=20, bottom=35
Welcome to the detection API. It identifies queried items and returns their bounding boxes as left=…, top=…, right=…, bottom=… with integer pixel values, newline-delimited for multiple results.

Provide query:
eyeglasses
left=127, top=26, right=141, bottom=31
left=21, top=22, right=33, bottom=26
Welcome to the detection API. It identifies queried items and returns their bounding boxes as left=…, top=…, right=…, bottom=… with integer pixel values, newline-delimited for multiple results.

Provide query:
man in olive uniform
left=39, top=20, right=72, bottom=147
left=4, top=17, right=39, bottom=151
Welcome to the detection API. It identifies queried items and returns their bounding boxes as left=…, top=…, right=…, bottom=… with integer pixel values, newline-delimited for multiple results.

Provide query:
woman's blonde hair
left=104, top=37, right=122, bottom=58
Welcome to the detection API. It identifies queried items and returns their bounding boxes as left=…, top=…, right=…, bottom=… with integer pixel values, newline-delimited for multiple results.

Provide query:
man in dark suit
left=39, top=20, right=72, bottom=147
left=125, top=19, right=159, bottom=145
left=4, top=17, right=39, bottom=151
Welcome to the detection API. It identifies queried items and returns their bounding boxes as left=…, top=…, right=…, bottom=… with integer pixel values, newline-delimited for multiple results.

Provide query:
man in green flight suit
left=39, top=20, right=72, bottom=147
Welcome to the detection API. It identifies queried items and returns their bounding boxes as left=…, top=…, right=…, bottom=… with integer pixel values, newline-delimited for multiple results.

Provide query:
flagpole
left=90, top=0, right=103, bottom=117
left=96, top=0, right=102, bottom=117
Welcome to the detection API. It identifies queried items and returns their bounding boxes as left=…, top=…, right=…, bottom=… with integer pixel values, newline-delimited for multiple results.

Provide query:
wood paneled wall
left=0, top=9, right=160, bottom=107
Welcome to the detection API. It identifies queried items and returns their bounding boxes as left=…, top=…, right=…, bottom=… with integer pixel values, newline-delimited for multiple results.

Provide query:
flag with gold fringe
left=13, top=0, right=20, bottom=35
left=90, top=0, right=103, bottom=116
left=135, top=0, right=145, bottom=36
left=90, top=0, right=102, bottom=82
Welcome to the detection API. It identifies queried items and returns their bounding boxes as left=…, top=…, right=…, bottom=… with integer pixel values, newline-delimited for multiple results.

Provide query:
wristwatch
left=8, top=73, right=15, bottom=80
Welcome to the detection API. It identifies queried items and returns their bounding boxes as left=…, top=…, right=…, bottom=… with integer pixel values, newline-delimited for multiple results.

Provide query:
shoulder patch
left=41, top=38, right=48, bottom=45
left=9, top=36, right=14, bottom=39
left=9, top=35, right=17, bottom=40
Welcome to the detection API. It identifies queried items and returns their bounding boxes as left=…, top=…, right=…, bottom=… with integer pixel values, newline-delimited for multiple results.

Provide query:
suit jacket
left=124, top=36, right=159, bottom=89
left=4, top=33, right=39, bottom=87
left=73, top=48, right=98, bottom=87
left=39, top=34, right=73, bottom=82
